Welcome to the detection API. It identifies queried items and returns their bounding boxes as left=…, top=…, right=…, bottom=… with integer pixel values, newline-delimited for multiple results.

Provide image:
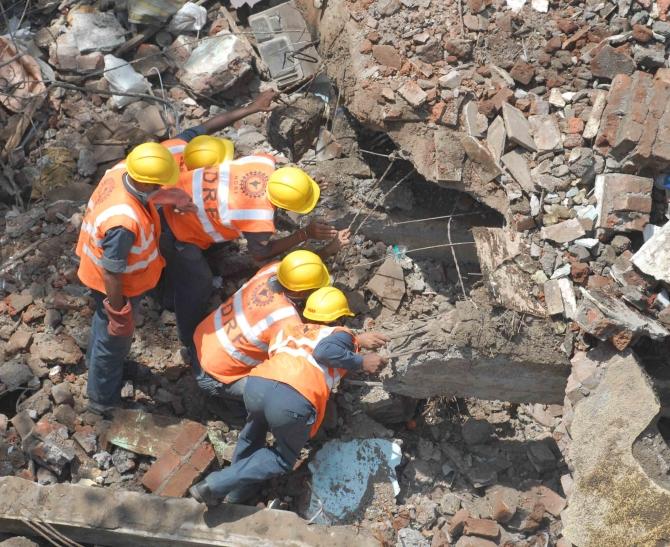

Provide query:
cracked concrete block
left=486, top=115, right=506, bottom=163
left=562, top=347, right=670, bottom=547
left=575, top=288, right=668, bottom=350
left=529, top=114, right=562, bottom=152
left=382, top=293, right=570, bottom=404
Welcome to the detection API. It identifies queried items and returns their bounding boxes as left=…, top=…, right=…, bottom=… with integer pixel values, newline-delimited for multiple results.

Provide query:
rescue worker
left=189, top=287, right=389, bottom=506
left=160, top=89, right=278, bottom=171
left=160, top=155, right=340, bottom=346
left=190, top=250, right=331, bottom=403
left=76, top=142, right=194, bottom=414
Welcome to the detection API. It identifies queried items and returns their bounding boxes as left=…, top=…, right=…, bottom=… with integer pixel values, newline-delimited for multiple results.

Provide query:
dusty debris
left=367, top=257, right=405, bottom=311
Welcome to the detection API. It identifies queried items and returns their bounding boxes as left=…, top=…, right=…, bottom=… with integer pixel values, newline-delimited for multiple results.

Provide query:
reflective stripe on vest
left=213, top=305, right=261, bottom=367
left=81, top=244, right=160, bottom=274
left=218, top=162, right=277, bottom=226
left=191, top=169, right=226, bottom=243
left=270, top=327, right=343, bottom=392
left=166, top=143, right=185, bottom=154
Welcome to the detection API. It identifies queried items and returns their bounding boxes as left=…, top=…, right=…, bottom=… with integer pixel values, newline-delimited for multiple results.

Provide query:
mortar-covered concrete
left=0, top=477, right=379, bottom=547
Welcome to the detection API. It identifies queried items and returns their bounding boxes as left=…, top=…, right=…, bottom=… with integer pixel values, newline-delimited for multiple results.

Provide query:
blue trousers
left=85, top=291, right=141, bottom=406
left=159, top=212, right=213, bottom=347
left=191, top=347, right=247, bottom=401
left=204, top=377, right=316, bottom=501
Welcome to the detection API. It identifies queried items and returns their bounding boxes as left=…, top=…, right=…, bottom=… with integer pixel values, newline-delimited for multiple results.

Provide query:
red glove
left=103, top=298, right=134, bottom=337
left=150, top=187, right=198, bottom=214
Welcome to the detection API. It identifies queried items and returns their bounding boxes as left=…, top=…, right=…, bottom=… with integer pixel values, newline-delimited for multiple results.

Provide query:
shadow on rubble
left=399, top=436, right=566, bottom=500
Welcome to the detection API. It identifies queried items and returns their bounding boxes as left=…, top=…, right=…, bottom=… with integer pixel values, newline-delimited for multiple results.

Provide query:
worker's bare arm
left=102, top=270, right=126, bottom=310
left=201, top=90, right=278, bottom=134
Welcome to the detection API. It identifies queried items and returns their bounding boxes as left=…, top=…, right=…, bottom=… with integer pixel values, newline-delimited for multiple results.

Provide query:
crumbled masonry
left=3, top=0, right=670, bottom=544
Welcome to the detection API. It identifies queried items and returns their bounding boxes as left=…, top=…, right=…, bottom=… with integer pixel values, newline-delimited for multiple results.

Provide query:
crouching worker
left=190, top=250, right=331, bottom=404
left=189, top=287, right=389, bottom=506
left=76, top=143, right=194, bottom=414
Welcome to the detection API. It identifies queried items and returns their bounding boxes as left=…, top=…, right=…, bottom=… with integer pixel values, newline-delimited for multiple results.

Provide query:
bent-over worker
left=190, top=250, right=331, bottom=404
left=161, top=157, right=339, bottom=346
left=189, top=287, right=389, bottom=506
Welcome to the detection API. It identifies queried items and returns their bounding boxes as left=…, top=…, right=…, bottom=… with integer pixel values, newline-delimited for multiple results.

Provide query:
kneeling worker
left=189, top=287, right=389, bottom=505
left=76, top=143, right=191, bottom=413
left=190, top=250, right=331, bottom=402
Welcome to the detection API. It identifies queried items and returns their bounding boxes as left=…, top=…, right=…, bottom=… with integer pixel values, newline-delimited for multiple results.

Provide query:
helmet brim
left=303, top=309, right=355, bottom=322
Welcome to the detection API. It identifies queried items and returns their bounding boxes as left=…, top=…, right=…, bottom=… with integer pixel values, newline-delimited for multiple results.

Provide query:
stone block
left=398, top=81, right=428, bottom=108
left=590, top=45, right=635, bottom=80
left=632, top=220, right=670, bottom=283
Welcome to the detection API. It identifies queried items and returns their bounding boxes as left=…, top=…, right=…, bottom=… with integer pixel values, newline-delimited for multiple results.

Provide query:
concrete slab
left=0, top=477, right=377, bottom=547
left=632, top=220, right=670, bottom=283
left=486, top=115, right=506, bottom=163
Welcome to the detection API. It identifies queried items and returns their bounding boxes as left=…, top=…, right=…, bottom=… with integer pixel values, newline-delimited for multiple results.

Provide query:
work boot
left=189, top=481, right=219, bottom=507
left=87, top=401, right=117, bottom=416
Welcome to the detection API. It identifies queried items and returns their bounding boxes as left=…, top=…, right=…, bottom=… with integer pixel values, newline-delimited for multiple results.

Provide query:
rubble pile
left=1, top=0, right=670, bottom=544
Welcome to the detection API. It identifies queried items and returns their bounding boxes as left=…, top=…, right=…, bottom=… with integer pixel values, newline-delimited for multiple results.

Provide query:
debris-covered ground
left=2, top=0, right=670, bottom=545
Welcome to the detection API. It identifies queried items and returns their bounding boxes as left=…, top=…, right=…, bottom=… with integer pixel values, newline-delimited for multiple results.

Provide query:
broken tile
left=367, top=258, right=405, bottom=311
left=461, top=136, right=502, bottom=182
left=544, top=280, right=564, bottom=316
left=529, top=114, right=562, bottom=151
left=486, top=115, right=506, bottom=163
left=398, top=80, right=428, bottom=107
left=502, top=103, right=537, bottom=152
left=502, top=150, right=534, bottom=193
left=541, top=219, right=586, bottom=244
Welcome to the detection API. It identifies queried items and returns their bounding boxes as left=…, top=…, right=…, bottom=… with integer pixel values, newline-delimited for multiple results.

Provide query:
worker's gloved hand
left=250, top=89, right=278, bottom=112
left=305, top=220, right=338, bottom=241
left=103, top=298, right=134, bottom=337
left=361, top=353, right=388, bottom=374
left=357, top=332, right=390, bottom=350
left=150, top=187, right=197, bottom=214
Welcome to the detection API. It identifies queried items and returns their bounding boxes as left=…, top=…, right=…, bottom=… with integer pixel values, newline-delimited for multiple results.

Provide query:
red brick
left=528, top=485, right=567, bottom=517
left=448, top=508, right=470, bottom=536
left=141, top=450, right=181, bottom=492
left=188, top=442, right=215, bottom=473
left=359, top=39, right=373, bottom=54
left=587, top=275, right=614, bottom=290
left=157, top=462, right=202, bottom=497
left=463, top=518, right=499, bottom=539
left=566, top=117, right=585, bottom=134
left=611, top=195, right=652, bottom=213
left=570, top=263, right=590, bottom=285
left=595, top=73, right=633, bottom=152
left=172, top=422, right=207, bottom=456
left=632, top=24, right=653, bottom=43
left=455, top=538, right=497, bottom=547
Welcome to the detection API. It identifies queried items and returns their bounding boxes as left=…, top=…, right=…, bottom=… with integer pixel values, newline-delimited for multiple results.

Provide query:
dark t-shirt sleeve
left=243, top=231, right=273, bottom=259
left=100, top=227, right=136, bottom=273
left=313, top=331, right=363, bottom=372
left=174, top=124, right=207, bottom=143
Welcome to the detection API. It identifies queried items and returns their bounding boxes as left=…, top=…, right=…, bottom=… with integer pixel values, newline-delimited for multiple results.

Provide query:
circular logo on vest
left=237, top=170, right=268, bottom=199
left=95, top=177, right=116, bottom=205
left=249, top=282, right=279, bottom=308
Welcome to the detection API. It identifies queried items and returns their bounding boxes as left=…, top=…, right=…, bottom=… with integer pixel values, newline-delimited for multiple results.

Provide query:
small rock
left=527, top=442, right=557, bottom=472
left=111, top=447, right=137, bottom=473
left=590, top=45, right=635, bottom=79
left=461, top=419, right=494, bottom=445
left=51, top=382, right=74, bottom=406
left=398, top=80, right=428, bottom=107
left=36, top=466, right=58, bottom=485
left=510, top=60, right=535, bottom=85
left=4, top=330, right=33, bottom=355
left=73, top=425, right=97, bottom=455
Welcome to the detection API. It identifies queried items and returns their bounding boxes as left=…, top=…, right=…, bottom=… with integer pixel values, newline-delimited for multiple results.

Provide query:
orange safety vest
left=160, top=138, right=188, bottom=172
left=162, top=155, right=277, bottom=249
left=194, top=262, right=302, bottom=383
left=251, top=324, right=357, bottom=437
left=75, top=168, right=165, bottom=297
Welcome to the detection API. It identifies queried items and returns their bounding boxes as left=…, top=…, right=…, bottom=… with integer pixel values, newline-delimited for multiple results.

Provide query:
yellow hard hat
left=126, top=142, right=179, bottom=185
left=303, top=287, right=354, bottom=322
left=267, top=167, right=320, bottom=214
left=183, top=135, right=235, bottom=170
left=277, top=250, right=330, bottom=292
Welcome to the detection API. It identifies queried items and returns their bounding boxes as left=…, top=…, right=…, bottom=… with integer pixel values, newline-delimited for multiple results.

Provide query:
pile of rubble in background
left=2, top=0, right=670, bottom=544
